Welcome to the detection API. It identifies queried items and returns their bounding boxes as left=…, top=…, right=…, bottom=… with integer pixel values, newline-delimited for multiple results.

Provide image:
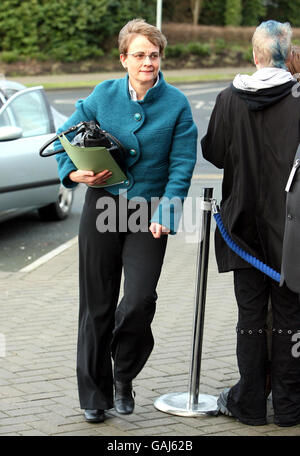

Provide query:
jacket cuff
left=60, top=166, right=78, bottom=189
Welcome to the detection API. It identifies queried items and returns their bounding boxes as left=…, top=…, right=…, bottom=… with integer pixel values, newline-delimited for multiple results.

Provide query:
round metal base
left=154, top=392, right=218, bottom=417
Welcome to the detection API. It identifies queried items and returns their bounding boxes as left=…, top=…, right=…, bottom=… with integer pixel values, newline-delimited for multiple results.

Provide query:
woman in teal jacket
left=55, top=19, right=197, bottom=423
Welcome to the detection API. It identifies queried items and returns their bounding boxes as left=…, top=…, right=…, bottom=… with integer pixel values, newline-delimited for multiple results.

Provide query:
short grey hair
left=118, top=18, right=167, bottom=56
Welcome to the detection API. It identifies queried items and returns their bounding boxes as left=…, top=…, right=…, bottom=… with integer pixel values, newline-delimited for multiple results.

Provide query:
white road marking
left=54, top=98, right=78, bottom=104
left=193, top=174, right=222, bottom=180
left=193, top=100, right=205, bottom=109
left=19, top=236, right=78, bottom=273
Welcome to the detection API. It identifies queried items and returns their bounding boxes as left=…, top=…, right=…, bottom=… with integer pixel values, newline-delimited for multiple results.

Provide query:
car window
left=0, top=109, right=10, bottom=127
left=0, top=89, right=51, bottom=137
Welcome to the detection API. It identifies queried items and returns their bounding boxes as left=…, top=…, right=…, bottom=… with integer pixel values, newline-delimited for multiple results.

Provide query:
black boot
left=84, top=409, right=105, bottom=423
left=114, top=380, right=135, bottom=415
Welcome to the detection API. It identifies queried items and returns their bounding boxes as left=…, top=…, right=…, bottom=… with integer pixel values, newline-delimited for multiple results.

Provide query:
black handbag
left=39, top=120, right=126, bottom=172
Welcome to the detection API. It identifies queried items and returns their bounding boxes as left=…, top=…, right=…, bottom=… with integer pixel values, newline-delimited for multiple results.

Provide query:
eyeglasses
left=125, top=52, right=161, bottom=61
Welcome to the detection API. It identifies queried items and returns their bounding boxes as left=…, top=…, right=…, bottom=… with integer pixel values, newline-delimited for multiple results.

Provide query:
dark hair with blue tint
left=252, top=20, right=292, bottom=69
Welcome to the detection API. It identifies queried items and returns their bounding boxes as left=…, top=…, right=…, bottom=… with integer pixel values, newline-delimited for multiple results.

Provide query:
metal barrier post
left=154, top=188, right=218, bottom=416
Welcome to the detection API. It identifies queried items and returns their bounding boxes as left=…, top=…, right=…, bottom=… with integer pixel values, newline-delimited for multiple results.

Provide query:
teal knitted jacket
left=55, top=71, right=198, bottom=233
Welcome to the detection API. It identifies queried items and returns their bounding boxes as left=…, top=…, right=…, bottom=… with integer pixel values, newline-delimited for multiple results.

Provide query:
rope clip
left=211, top=199, right=219, bottom=214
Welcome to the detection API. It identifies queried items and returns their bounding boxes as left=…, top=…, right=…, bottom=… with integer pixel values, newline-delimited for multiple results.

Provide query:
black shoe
left=217, top=388, right=267, bottom=425
left=274, top=416, right=300, bottom=427
left=84, top=409, right=105, bottom=423
left=114, top=380, right=135, bottom=415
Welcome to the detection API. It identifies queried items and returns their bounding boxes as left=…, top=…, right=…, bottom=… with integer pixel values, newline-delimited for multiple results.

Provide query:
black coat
left=201, top=82, right=300, bottom=275
left=281, top=146, right=300, bottom=293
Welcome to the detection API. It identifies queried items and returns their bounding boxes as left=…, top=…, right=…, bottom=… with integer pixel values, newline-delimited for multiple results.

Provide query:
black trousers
left=76, top=188, right=168, bottom=410
left=227, top=268, right=300, bottom=426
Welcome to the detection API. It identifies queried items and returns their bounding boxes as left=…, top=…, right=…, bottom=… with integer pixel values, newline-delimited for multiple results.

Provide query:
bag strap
left=39, top=121, right=86, bottom=157
left=39, top=121, right=127, bottom=157
left=102, top=130, right=126, bottom=154
left=285, top=144, right=300, bottom=192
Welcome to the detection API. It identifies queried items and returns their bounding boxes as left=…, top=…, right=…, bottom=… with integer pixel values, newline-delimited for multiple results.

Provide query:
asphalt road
left=0, top=82, right=226, bottom=272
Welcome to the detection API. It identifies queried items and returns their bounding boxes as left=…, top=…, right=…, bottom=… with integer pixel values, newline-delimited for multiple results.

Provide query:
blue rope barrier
left=213, top=212, right=281, bottom=283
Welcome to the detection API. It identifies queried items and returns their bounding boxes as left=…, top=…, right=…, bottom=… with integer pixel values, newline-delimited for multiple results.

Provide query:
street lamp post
left=156, top=0, right=162, bottom=30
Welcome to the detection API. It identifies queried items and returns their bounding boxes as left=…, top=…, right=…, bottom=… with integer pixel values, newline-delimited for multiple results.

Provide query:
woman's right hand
left=69, top=169, right=112, bottom=186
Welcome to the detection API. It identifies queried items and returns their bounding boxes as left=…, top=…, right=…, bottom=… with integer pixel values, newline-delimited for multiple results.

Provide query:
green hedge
left=242, top=0, right=266, bottom=26
left=162, top=0, right=300, bottom=27
left=164, top=41, right=252, bottom=61
left=164, top=42, right=212, bottom=58
left=225, top=0, right=242, bottom=26
left=0, top=0, right=156, bottom=62
left=267, top=0, right=300, bottom=28
left=1, top=0, right=300, bottom=64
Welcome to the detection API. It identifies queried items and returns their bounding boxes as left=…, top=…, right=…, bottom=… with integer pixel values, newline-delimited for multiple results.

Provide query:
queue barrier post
left=154, top=188, right=218, bottom=416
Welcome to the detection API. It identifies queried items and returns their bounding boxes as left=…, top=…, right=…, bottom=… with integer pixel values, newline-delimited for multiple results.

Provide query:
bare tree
left=190, top=0, right=203, bottom=25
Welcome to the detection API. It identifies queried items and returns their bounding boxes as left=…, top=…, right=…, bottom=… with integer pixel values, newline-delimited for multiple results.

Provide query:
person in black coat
left=201, top=20, right=300, bottom=427
left=281, top=47, right=300, bottom=294
left=281, top=145, right=300, bottom=294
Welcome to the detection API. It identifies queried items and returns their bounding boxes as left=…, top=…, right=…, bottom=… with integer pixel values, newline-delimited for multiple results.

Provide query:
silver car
left=0, top=80, right=73, bottom=223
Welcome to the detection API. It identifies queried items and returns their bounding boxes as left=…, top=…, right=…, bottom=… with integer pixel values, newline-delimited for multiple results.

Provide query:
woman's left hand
left=149, top=222, right=170, bottom=239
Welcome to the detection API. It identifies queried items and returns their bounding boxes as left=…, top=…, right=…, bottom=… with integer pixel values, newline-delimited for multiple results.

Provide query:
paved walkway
left=0, top=182, right=299, bottom=437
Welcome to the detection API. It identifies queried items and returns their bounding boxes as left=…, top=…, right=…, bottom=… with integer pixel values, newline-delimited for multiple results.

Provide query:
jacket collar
left=231, top=80, right=297, bottom=111
left=233, top=67, right=295, bottom=92
left=124, top=70, right=165, bottom=102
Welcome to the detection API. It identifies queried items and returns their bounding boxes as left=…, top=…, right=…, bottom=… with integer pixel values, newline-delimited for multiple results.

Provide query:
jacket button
left=129, top=149, right=137, bottom=156
left=124, top=179, right=130, bottom=186
left=134, top=113, right=142, bottom=121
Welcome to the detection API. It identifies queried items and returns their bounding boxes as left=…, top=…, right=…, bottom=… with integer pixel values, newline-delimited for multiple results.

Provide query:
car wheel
left=38, top=185, right=74, bottom=221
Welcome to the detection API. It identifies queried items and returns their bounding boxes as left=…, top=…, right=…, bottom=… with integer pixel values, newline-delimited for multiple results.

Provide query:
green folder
left=59, top=134, right=127, bottom=188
